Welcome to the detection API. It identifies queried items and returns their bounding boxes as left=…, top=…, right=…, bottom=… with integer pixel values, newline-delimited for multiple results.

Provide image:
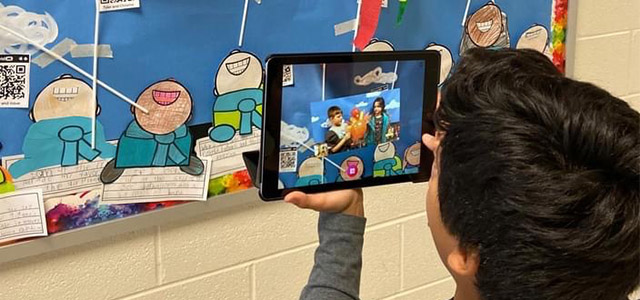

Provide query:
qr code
left=0, top=54, right=30, bottom=108
left=279, top=150, right=298, bottom=173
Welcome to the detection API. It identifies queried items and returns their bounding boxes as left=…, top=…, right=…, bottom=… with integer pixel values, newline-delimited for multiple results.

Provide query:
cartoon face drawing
left=425, top=43, right=454, bottom=86
left=516, top=25, right=549, bottom=53
left=215, top=50, right=263, bottom=95
left=31, top=74, right=96, bottom=122
left=340, top=156, right=364, bottom=181
left=362, top=39, right=395, bottom=52
left=134, top=79, right=192, bottom=135
left=298, top=156, right=324, bottom=178
left=403, top=142, right=421, bottom=167
left=466, top=3, right=503, bottom=47
left=374, top=142, right=396, bottom=162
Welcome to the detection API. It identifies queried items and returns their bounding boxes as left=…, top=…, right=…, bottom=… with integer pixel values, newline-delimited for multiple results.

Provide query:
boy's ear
left=96, top=104, right=101, bottom=116
left=447, top=245, right=480, bottom=278
left=29, top=110, right=36, bottom=122
left=130, top=105, right=135, bottom=115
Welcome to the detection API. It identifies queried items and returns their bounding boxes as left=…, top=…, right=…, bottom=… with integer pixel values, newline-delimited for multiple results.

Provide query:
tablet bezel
left=261, top=51, right=440, bottom=201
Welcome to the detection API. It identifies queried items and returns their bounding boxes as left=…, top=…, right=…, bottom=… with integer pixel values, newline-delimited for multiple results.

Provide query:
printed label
left=99, top=0, right=141, bottom=12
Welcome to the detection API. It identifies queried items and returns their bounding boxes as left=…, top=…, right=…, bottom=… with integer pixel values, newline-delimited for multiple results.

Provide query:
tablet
left=260, top=51, right=440, bottom=201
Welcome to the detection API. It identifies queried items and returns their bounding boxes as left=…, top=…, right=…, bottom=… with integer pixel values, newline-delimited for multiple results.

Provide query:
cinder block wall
left=0, top=2, right=638, bottom=299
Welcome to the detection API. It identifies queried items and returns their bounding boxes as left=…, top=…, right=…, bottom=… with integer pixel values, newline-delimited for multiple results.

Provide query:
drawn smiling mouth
left=476, top=20, right=493, bottom=33
left=410, top=149, right=420, bottom=156
left=226, top=57, right=250, bottom=76
left=53, top=86, right=79, bottom=102
left=152, top=90, right=181, bottom=106
left=378, top=143, right=391, bottom=153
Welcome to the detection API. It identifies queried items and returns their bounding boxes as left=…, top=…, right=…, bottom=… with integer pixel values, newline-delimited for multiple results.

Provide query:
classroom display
left=0, top=0, right=569, bottom=241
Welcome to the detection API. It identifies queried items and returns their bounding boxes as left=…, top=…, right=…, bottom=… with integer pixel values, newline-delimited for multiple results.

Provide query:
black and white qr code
left=0, top=54, right=30, bottom=108
left=279, top=149, right=298, bottom=173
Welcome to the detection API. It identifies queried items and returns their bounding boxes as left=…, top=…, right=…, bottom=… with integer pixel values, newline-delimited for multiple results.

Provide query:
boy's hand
left=284, top=189, right=364, bottom=217
left=344, top=132, right=352, bottom=140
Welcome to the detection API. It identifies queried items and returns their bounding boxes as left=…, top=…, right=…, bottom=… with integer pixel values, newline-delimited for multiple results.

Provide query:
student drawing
left=209, top=50, right=264, bottom=143
left=373, top=142, right=402, bottom=177
left=336, top=156, right=364, bottom=182
left=295, top=156, right=326, bottom=187
left=100, top=79, right=204, bottom=184
left=425, top=43, right=454, bottom=86
left=362, top=39, right=395, bottom=52
left=402, top=142, right=421, bottom=174
left=8, top=74, right=116, bottom=179
left=0, top=166, right=15, bottom=194
left=460, top=1, right=510, bottom=55
left=516, top=24, right=551, bottom=55
left=365, top=97, right=391, bottom=145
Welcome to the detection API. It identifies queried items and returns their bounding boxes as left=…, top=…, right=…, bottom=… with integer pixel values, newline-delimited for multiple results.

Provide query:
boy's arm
left=284, top=190, right=365, bottom=300
left=300, top=212, right=366, bottom=300
left=330, top=132, right=352, bottom=153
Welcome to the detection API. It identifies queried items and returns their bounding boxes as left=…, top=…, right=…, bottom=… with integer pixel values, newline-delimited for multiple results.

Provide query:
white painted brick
left=574, top=32, right=632, bottom=97
left=361, top=224, right=402, bottom=300
left=364, top=182, right=428, bottom=226
left=402, top=216, right=450, bottom=290
left=623, top=94, right=640, bottom=112
left=629, top=30, right=640, bottom=95
left=254, top=246, right=316, bottom=300
left=129, top=266, right=250, bottom=300
left=0, top=229, right=156, bottom=300
left=387, top=278, right=455, bottom=300
left=576, top=0, right=640, bottom=37
left=159, top=199, right=318, bottom=283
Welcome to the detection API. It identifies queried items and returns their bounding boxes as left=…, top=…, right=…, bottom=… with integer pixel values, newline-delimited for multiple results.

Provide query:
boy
left=286, top=49, right=640, bottom=300
left=325, top=106, right=352, bottom=153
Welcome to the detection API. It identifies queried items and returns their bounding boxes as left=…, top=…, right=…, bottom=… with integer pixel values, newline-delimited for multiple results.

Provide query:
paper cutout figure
left=354, top=66, right=398, bottom=86
left=8, top=74, right=116, bottom=179
left=425, top=43, right=454, bottom=86
left=295, top=156, right=325, bottom=187
left=460, top=2, right=510, bottom=55
left=402, top=142, right=421, bottom=174
left=0, top=166, right=15, bottom=194
left=373, top=142, right=402, bottom=177
left=100, top=79, right=204, bottom=184
left=516, top=24, right=550, bottom=54
left=362, top=38, right=395, bottom=52
left=210, top=50, right=264, bottom=143
left=337, top=156, right=364, bottom=182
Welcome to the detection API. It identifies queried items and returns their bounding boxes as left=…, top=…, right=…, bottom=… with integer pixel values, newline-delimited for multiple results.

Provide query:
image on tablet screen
left=278, top=60, right=425, bottom=189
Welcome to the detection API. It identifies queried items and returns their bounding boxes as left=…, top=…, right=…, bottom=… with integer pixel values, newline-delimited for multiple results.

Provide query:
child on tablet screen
left=325, top=106, right=352, bottom=153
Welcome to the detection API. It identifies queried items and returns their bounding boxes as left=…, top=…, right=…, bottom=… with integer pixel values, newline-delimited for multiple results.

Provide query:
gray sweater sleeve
left=300, top=212, right=367, bottom=300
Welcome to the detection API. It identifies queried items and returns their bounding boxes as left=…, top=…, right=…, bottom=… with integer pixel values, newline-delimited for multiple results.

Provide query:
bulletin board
left=0, top=0, right=570, bottom=238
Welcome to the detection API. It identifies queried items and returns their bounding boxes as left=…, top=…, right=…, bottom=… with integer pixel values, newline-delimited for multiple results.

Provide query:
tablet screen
left=277, top=60, right=426, bottom=189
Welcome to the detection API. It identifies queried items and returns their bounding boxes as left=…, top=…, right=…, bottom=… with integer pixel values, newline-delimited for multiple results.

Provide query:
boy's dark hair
left=435, top=48, right=639, bottom=300
left=327, top=106, right=342, bottom=119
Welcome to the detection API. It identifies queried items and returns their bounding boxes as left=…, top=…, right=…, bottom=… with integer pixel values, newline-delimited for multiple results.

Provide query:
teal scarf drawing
left=373, top=156, right=402, bottom=177
left=9, top=116, right=116, bottom=179
left=115, top=121, right=192, bottom=168
left=295, top=175, right=325, bottom=187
